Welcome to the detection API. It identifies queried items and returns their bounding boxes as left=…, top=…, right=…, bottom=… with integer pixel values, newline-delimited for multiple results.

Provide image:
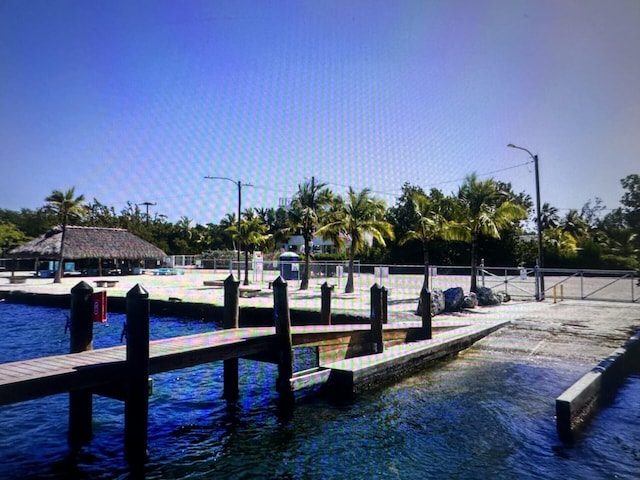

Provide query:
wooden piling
left=420, top=286, right=432, bottom=340
left=381, top=286, right=388, bottom=325
left=272, top=276, right=294, bottom=404
left=370, top=284, right=384, bottom=353
left=68, top=281, right=94, bottom=449
left=223, top=274, right=240, bottom=401
left=124, top=284, right=150, bottom=468
left=321, top=281, right=334, bottom=325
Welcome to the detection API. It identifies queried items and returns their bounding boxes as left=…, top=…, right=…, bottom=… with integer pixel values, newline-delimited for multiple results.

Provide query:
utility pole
left=204, top=176, right=253, bottom=280
left=137, top=202, right=157, bottom=226
left=507, top=144, right=545, bottom=300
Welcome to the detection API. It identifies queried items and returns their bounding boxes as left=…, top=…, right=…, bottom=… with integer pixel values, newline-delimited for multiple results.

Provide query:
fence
left=538, top=268, right=638, bottom=303
left=127, top=257, right=640, bottom=303
left=3, top=254, right=637, bottom=303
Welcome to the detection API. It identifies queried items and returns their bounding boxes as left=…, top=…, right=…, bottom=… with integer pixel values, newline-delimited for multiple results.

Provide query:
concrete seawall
left=0, top=290, right=373, bottom=326
left=556, top=330, right=640, bottom=442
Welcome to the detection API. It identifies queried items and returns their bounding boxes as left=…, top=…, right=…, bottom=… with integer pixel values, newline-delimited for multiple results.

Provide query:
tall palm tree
left=318, top=188, right=393, bottom=293
left=288, top=177, right=333, bottom=290
left=561, top=209, right=589, bottom=239
left=44, top=187, right=86, bottom=283
left=219, top=212, right=238, bottom=251
left=540, top=202, right=560, bottom=230
left=398, top=191, right=456, bottom=290
left=225, top=209, right=270, bottom=285
left=455, top=174, right=527, bottom=292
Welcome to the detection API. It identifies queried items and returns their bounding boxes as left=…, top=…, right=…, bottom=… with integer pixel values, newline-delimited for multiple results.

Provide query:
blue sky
left=1, top=0, right=639, bottom=226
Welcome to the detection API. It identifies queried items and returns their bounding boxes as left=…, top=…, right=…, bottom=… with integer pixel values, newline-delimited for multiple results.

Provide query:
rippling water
left=0, top=303, right=639, bottom=479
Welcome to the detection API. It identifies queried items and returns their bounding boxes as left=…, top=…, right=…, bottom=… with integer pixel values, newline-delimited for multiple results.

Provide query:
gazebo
left=9, top=226, right=167, bottom=276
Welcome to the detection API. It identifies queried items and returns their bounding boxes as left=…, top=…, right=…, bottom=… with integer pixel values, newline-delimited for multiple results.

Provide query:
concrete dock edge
left=556, top=330, right=640, bottom=442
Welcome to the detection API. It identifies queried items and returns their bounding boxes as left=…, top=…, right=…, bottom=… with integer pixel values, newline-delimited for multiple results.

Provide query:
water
left=1, top=303, right=639, bottom=479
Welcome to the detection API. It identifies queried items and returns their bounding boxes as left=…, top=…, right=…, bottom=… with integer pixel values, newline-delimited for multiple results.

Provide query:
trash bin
left=279, top=252, right=300, bottom=280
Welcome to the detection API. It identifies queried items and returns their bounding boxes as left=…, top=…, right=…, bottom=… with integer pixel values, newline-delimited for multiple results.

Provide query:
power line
left=423, top=160, right=533, bottom=189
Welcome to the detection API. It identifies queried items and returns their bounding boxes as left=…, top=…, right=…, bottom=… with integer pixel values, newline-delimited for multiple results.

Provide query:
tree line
left=1, top=173, right=639, bottom=292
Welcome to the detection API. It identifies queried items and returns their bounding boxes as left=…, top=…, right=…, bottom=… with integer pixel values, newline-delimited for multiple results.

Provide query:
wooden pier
left=0, top=276, right=507, bottom=467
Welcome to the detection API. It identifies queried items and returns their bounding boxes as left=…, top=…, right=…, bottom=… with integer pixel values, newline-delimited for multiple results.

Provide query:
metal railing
left=193, top=258, right=638, bottom=302
left=539, top=268, right=638, bottom=303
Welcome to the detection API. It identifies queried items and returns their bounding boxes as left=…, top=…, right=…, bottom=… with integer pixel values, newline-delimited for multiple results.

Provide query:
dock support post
left=321, top=281, right=334, bottom=325
left=370, top=284, right=384, bottom=353
left=223, top=274, right=240, bottom=400
left=420, top=286, right=432, bottom=340
left=382, top=286, right=388, bottom=325
left=273, top=276, right=294, bottom=404
left=69, top=281, right=94, bottom=450
left=125, top=284, right=150, bottom=469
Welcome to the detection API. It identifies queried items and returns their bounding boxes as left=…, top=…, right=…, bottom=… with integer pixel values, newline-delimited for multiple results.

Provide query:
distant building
left=283, top=234, right=334, bottom=254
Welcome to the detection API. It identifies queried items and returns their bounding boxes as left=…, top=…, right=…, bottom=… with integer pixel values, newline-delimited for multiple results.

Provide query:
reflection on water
left=0, top=303, right=639, bottom=479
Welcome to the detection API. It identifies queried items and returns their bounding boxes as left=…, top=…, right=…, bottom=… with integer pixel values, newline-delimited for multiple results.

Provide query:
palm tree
left=288, top=177, right=333, bottom=290
left=544, top=227, right=578, bottom=257
left=318, top=188, right=393, bottom=293
left=44, top=187, right=86, bottom=283
left=562, top=210, right=589, bottom=239
left=605, top=228, right=638, bottom=258
left=454, top=174, right=527, bottom=293
left=219, top=212, right=238, bottom=251
left=540, top=202, right=560, bottom=230
left=225, top=209, right=270, bottom=285
left=398, top=191, right=455, bottom=290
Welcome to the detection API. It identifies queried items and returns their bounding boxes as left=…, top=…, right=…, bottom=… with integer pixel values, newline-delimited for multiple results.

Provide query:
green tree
left=226, top=209, right=270, bottom=285
left=398, top=190, right=457, bottom=289
left=170, top=216, right=194, bottom=254
left=256, top=206, right=289, bottom=251
left=620, top=174, right=640, bottom=229
left=540, top=202, right=560, bottom=230
left=454, top=174, right=527, bottom=292
left=83, top=199, right=119, bottom=227
left=288, top=177, right=333, bottom=290
left=0, top=222, right=27, bottom=255
left=580, top=197, right=607, bottom=229
left=43, top=187, right=86, bottom=283
left=561, top=209, right=589, bottom=239
left=220, top=213, right=238, bottom=251
left=544, top=227, right=578, bottom=257
left=318, top=188, right=393, bottom=293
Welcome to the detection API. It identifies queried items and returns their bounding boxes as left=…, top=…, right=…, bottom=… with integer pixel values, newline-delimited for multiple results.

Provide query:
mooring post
left=370, top=283, right=384, bottom=353
left=68, top=281, right=95, bottom=450
left=124, top=284, right=150, bottom=468
left=420, top=286, right=432, bottom=340
left=321, top=281, right=334, bottom=325
left=273, top=276, right=294, bottom=404
left=223, top=274, right=240, bottom=401
left=381, top=286, right=388, bottom=325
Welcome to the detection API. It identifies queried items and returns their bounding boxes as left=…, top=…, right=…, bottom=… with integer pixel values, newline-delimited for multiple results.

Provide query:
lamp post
left=204, top=176, right=252, bottom=280
left=507, top=143, right=545, bottom=300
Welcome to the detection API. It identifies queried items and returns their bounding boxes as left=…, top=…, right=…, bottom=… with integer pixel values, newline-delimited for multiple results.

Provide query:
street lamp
left=507, top=143, right=545, bottom=300
left=204, top=176, right=252, bottom=280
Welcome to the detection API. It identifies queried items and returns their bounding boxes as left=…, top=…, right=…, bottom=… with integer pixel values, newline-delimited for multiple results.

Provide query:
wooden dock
left=0, top=277, right=508, bottom=468
left=0, top=320, right=505, bottom=406
left=0, top=327, right=275, bottom=406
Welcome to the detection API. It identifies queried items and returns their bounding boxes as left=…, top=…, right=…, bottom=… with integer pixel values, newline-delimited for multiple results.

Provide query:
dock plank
left=0, top=321, right=506, bottom=406
left=0, top=326, right=280, bottom=405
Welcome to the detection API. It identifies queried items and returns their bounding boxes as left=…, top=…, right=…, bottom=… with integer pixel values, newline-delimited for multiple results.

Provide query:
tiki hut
left=9, top=226, right=167, bottom=276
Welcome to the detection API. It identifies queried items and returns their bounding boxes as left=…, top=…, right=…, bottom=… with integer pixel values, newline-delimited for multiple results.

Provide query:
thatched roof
left=9, top=226, right=167, bottom=260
